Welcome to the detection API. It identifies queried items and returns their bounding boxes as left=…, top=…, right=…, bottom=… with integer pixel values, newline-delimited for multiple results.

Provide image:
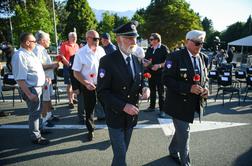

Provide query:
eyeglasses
left=88, top=37, right=99, bottom=41
left=190, top=40, right=204, bottom=46
left=29, top=40, right=37, bottom=43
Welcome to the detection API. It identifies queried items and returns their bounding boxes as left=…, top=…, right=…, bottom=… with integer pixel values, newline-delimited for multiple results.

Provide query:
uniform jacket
left=97, top=50, right=144, bottom=129
left=162, top=48, right=208, bottom=123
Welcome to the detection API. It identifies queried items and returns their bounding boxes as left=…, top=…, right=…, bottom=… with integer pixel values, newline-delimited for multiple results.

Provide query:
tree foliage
left=64, top=0, right=97, bottom=40
left=98, top=11, right=116, bottom=41
left=12, top=0, right=53, bottom=45
left=140, top=0, right=202, bottom=48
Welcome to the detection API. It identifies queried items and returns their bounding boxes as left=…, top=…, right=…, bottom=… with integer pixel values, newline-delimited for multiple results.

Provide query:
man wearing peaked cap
left=113, top=20, right=139, bottom=37
left=97, top=21, right=150, bottom=166
left=162, top=29, right=209, bottom=166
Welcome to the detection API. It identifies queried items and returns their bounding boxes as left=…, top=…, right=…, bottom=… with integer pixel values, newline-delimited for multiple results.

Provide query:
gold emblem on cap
left=131, top=24, right=136, bottom=30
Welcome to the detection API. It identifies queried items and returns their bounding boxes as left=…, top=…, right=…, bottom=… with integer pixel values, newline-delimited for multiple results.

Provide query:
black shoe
left=32, top=137, right=50, bottom=145
left=73, top=99, right=78, bottom=104
left=169, top=155, right=181, bottom=165
left=45, top=120, right=55, bottom=127
left=143, top=107, right=155, bottom=112
left=50, top=115, right=60, bottom=122
left=69, top=103, right=74, bottom=109
left=40, top=129, right=52, bottom=135
left=87, top=132, right=94, bottom=141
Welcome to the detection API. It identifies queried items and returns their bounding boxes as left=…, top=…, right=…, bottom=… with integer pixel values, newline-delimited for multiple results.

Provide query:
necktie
left=193, top=56, right=200, bottom=75
left=126, top=56, right=133, bottom=80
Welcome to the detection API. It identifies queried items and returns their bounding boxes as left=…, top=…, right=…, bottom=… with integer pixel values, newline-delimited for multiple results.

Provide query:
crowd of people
left=1, top=20, right=211, bottom=166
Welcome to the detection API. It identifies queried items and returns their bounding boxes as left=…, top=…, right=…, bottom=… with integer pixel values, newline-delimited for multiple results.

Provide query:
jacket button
left=183, top=99, right=187, bottom=102
left=127, top=95, right=130, bottom=98
left=123, top=86, right=126, bottom=90
left=139, top=84, right=141, bottom=87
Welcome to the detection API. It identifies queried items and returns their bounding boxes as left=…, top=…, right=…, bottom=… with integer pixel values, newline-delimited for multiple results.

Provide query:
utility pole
left=52, top=0, right=58, bottom=54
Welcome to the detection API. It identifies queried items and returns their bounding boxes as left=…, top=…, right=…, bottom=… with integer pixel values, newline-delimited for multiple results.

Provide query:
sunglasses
left=149, top=38, right=154, bottom=41
left=92, top=37, right=100, bottom=41
left=190, top=40, right=204, bottom=46
left=29, top=40, right=37, bottom=43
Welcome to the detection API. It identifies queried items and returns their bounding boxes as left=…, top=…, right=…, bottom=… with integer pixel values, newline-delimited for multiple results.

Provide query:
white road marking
left=0, top=124, right=163, bottom=129
left=158, top=118, right=250, bottom=136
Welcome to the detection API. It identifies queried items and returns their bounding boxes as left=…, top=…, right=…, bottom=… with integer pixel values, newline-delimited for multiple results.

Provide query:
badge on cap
left=99, top=68, right=106, bottom=78
left=166, top=60, right=173, bottom=69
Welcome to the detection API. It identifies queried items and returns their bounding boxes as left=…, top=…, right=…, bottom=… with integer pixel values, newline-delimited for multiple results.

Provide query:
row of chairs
left=208, top=66, right=252, bottom=105
left=0, top=68, right=64, bottom=107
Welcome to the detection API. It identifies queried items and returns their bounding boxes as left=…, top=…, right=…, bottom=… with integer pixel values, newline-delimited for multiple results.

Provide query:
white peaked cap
left=186, top=30, right=206, bottom=41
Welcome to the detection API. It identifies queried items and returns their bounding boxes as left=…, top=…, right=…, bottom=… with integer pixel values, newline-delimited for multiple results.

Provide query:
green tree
left=221, top=22, right=244, bottom=43
left=64, top=0, right=97, bottom=41
left=113, top=13, right=130, bottom=29
left=202, top=17, right=214, bottom=36
left=142, top=0, right=202, bottom=48
left=132, top=8, right=146, bottom=37
left=13, top=0, right=53, bottom=45
left=98, top=11, right=115, bottom=41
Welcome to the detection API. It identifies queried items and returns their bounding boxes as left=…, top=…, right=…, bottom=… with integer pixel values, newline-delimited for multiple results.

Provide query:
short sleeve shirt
left=33, top=44, right=54, bottom=79
left=60, top=41, right=79, bottom=62
left=72, top=44, right=106, bottom=84
left=12, top=47, right=45, bottom=87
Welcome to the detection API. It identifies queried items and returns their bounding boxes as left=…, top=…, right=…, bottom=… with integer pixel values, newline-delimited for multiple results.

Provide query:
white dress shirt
left=72, top=44, right=106, bottom=84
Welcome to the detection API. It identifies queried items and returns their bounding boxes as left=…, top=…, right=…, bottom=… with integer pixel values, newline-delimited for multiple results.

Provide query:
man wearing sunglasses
left=162, top=30, right=209, bottom=166
left=72, top=30, right=106, bottom=141
left=12, top=32, right=49, bottom=145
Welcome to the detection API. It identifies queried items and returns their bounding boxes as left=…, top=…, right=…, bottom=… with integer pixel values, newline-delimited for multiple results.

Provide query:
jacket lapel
left=183, top=49, right=195, bottom=80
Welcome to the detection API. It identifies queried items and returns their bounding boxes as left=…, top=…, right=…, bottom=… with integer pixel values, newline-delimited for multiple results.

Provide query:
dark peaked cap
left=113, top=20, right=139, bottom=37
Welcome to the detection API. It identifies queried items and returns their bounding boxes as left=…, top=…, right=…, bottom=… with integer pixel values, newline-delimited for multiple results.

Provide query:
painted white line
left=158, top=118, right=250, bottom=136
left=0, top=124, right=162, bottom=129
left=1, top=98, right=251, bottom=103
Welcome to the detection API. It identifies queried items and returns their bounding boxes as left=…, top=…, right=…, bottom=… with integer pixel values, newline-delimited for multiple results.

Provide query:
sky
left=86, top=0, right=252, bottom=32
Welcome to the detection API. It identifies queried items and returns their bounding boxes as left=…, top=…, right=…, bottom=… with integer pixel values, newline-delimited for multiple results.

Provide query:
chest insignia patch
left=99, top=68, right=105, bottom=78
left=166, top=60, right=172, bottom=69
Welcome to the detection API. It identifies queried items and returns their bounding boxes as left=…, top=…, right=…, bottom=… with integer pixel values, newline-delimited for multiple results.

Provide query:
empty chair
left=243, top=76, right=252, bottom=102
left=235, top=70, right=247, bottom=88
left=215, top=76, right=240, bottom=106
left=208, top=70, right=218, bottom=94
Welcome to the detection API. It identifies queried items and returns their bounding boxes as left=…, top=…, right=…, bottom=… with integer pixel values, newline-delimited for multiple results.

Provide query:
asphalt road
left=0, top=85, right=252, bottom=166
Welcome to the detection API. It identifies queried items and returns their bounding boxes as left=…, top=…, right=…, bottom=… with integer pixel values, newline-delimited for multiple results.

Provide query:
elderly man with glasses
left=162, top=30, right=209, bottom=166
left=72, top=30, right=106, bottom=141
left=12, top=32, right=49, bottom=145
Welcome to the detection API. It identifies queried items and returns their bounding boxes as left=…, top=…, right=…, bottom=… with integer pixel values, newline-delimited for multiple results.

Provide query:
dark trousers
left=82, top=86, right=96, bottom=132
left=169, top=118, right=190, bottom=166
left=108, top=127, right=133, bottom=166
left=77, top=89, right=85, bottom=120
left=148, top=75, right=164, bottom=111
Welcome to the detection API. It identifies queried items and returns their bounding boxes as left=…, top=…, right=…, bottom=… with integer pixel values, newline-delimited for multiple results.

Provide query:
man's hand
left=190, top=84, right=203, bottom=95
left=123, top=103, right=139, bottom=116
left=200, top=88, right=209, bottom=99
left=53, top=62, right=59, bottom=69
left=140, top=87, right=150, bottom=100
left=28, top=93, right=38, bottom=102
left=151, top=64, right=160, bottom=71
left=85, top=82, right=96, bottom=91
left=142, top=59, right=152, bottom=67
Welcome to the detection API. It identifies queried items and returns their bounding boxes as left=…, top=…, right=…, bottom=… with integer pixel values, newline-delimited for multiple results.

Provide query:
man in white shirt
left=33, top=30, right=59, bottom=129
left=72, top=30, right=106, bottom=141
left=12, top=32, right=49, bottom=145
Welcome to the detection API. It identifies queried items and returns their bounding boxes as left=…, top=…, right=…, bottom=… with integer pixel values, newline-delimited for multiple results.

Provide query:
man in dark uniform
left=97, top=21, right=150, bottom=166
left=144, top=33, right=169, bottom=118
left=162, top=30, right=209, bottom=166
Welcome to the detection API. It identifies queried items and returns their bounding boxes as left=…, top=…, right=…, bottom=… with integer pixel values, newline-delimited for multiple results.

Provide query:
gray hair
left=35, top=30, right=50, bottom=43
left=68, top=32, right=77, bottom=38
left=85, top=30, right=99, bottom=38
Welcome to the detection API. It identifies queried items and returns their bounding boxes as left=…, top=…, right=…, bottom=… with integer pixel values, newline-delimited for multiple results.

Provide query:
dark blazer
left=97, top=50, right=144, bottom=129
left=145, top=44, right=169, bottom=76
left=162, top=48, right=208, bottom=123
